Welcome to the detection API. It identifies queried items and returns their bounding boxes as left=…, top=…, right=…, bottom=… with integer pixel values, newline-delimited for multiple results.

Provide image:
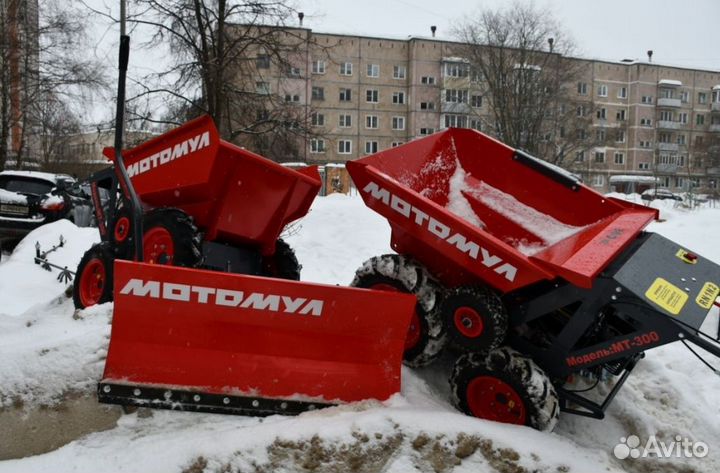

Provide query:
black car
left=0, top=171, right=97, bottom=249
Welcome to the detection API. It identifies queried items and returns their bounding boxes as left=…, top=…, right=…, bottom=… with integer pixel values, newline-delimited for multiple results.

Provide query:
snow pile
left=0, top=219, right=99, bottom=316
left=0, top=195, right=719, bottom=472
left=446, top=161, right=486, bottom=228
left=0, top=189, right=27, bottom=205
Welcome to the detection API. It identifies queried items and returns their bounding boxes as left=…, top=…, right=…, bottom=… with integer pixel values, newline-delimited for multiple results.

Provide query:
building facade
left=244, top=28, right=720, bottom=194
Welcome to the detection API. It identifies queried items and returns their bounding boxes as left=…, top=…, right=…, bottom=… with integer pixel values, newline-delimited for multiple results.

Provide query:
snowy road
left=0, top=195, right=719, bottom=472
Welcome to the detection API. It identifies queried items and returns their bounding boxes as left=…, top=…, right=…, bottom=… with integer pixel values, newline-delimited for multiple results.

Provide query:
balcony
left=440, top=101, right=472, bottom=114
left=656, top=163, right=678, bottom=173
left=709, top=124, right=720, bottom=133
left=657, top=142, right=679, bottom=152
left=657, top=97, right=681, bottom=108
left=657, top=120, right=681, bottom=130
left=712, top=102, right=720, bottom=113
left=707, top=167, right=720, bottom=176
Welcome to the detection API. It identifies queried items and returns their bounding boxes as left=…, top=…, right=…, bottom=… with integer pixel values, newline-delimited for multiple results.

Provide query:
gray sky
left=82, top=0, right=719, bottom=125
left=297, top=0, right=719, bottom=70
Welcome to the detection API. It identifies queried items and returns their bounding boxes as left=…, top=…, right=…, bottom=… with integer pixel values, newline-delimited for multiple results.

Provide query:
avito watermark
left=614, top=435, right=709, bottom=459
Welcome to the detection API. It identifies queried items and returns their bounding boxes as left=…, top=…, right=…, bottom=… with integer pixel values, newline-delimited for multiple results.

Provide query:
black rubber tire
left=141, top=208, right=202, bottom=267
left=262, top=239, right=301, bottom=280
left=450, top=347, right=560, bottom=431
left=441, top=285, right=508, bottom=353
left=73, top=242, right=115, bottom=310
left=351, top=254, right=447, bottom=368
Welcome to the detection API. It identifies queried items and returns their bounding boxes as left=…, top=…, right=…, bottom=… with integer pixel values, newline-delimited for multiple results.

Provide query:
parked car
left=0, top=171, right=97, bottom=250
left=640, top=188, right=683, bottom=201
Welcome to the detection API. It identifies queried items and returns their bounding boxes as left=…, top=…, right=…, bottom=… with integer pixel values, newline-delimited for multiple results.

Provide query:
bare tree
left=1, top=0, right=105, bottom=171
left=453, top=1, right=617, bottom=167
left=102, top=0, right=319, bottom=161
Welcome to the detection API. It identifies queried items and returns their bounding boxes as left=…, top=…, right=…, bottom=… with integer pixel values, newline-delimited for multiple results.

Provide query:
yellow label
left=675, top=249, right=698, bottom=264
left=645, top=278, right=688, bottom=315
left=696, top=282, right=720, bottom=310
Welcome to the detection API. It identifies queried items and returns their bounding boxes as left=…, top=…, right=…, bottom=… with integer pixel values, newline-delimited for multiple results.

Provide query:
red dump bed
left=347, top=129, right=658, bottom=292
left=104, top=116, right=321, bottom=254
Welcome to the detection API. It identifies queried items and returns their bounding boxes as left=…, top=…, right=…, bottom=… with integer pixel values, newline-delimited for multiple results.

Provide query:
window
left=338, top=140, right=352, bottom=154
left=658, top=132, right=671, bottom=143
left=675, top=176, right=684, bottom=188
left=256, top=110, right=269, bottom=121
left=285, top=66, right=301, bottom=77
left=445, top=63, right=469, bottom=78
left=284, top=94, right=300, bottom=103
left=698, top=92, right=707, bottom=104
left=255, top=82, right=270, bottom=94
left=678, top=112, right=688, bottom=124
left=614, top=152, right=625, bottom=165
left=421, top=76, right=436, bottom=85
left=641, top=95, right=653, bottom=104
left=659, top=110, right=673, bottom=121
left=469, top=118, right=482, bottom=131
left=597, top=84, right=608, bottom=97
left=445, top=89, right=469, bottom=103
left=597, top=108, right=607, bottom=120
left=617, top=87, right=627, bottom=99
left=640, top=117, right=652, bottom=126
left=312, top=60, right=326, bottom=74
left=367, top=64, right=379, bottom=78
left=392, top=92, right=406, bottom=104
left=680, top=91, right=689, bottom=103
left=576, top=105, right=587, bottom=117
left=577, top=82, right=588, bottom=95
left=639, top=140, right=652, bottom=148
left=677, top=134, right=686, bottom=145
left=420, top=102, right=435, bottom=110
left=310, top=139, right=325, bottom=153
left=311, top=113, right=325, bottom=126
left=311, top=86, right=324, bottom=100
left=594, top=151, right=606, bottom=163
left=697, top=114, right=705, bottom=126
left=596, top=129, right=606, bottom=141
left=696, top=135, right=704, bottom=145
left=638, top=162, right=650, bottom=170
left=575, top=151, right=585, bottom=162
left=577, top=129, right=588, bottom=140
left=366, top=89, right=379, bottom=103
left=340, top=62, right=353, bottom=76
left=365, top=115, right=379, bottom=129
left=616, top=109, right=626, bottom=121
left=392, top=116, right=405, bottom=130
left=339, top=114, right=352, bottom=128
left=471, top=95, right=482, bottom=108
left=616, top=130, right=626, bottom=143
left=391, top=141, right=404, bottom=147
left=339, top=88, right=352, bottom=102
left=592, top=175, right=605, bottom=187
left=419, top=128, right=435, bottom=135
left=256, top=54, right=270, bottom=68
left=393, top=65, right=407, bottom=79
left=444, top=114, right=468, bottom=128
left=365, top=141, right=378, bottom=154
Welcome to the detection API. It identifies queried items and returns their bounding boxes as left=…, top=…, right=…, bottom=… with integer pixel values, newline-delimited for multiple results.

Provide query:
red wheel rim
left=454, top=307, right=484, bottom=338
left=370, top=283, right=422, bottom=351
left=466, top=376, right=526, bottom=425
left=143, top=227, right=174, bottom=264
left=114, top=216, right=130, bottom=243
left=79, top=258, right=106, bottom=307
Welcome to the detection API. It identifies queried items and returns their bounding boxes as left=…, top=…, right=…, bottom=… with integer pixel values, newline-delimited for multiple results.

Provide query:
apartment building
left=244, top=27, right=720, bottom=193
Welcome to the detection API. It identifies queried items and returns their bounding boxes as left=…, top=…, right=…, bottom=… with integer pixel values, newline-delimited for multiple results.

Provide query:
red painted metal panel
left=104, top=261, right=416, bottom=403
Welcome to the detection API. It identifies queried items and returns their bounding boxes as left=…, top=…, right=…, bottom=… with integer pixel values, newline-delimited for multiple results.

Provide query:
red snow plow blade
left=99, top=261, right=416, bottom=415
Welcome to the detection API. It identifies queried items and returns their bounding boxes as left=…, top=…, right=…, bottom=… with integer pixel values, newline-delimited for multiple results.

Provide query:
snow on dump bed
left=445, top=161, right=591, bottom=255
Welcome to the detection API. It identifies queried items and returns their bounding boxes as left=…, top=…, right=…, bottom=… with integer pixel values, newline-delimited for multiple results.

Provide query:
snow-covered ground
left=1, top=194, right=719, bottom=472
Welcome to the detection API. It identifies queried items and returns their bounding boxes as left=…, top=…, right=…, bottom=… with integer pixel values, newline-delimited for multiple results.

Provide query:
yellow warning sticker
left=696, top=282, right=720, bottom=310
left=645, top=278, right=688, bottom=315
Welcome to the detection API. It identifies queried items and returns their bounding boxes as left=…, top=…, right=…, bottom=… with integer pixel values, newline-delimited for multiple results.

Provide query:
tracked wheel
left=142, top=208, right=202, bottom=267
left=450, top=347, right=559, bottom=431
left=73, top=242, right=115, bottom=310
left=351, top=254, right=446, bottom=368
left=441, top=285, right=508, bottom=353
left=262, top=239, right=301, bottom=280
